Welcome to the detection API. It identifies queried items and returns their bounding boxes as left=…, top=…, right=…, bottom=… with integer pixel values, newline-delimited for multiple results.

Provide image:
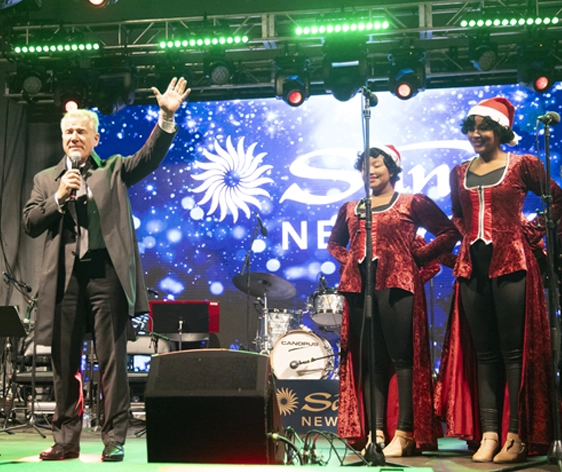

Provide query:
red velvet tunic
left=435, top=153, right=562, bottom=454
left=328, top=193, right=460, bottom=450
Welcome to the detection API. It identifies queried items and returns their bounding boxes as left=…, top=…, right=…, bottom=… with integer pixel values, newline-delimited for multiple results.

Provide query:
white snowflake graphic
left=191, top=137, right=273, bottom=222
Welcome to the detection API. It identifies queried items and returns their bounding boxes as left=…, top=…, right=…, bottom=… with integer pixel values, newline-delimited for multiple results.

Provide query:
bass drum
left=270, top=330, right=334, bottom=380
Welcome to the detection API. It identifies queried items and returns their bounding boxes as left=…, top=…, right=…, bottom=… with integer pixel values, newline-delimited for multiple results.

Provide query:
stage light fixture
left=275, top=56, right=310, bottom=107
left=13, top=42, right=101, bottom=56
left=87, top=0, right=118, bottom=7
left=517, top=43, right=556, bottom=93
left=159, top=35, right=248, bottom=50
left=94, top=70, right=136, bottom=115
left=388, top=50, right=426, bottom=100
left=460, top=16, right=559, bottom=29
left=12, top=65, right=46, bottom=97
left=205, top=57, right=235, bottom=85
left=469, top=38, right=498, bottom=71
left=295, top=19, right=390, bottom=37
left=54, top=75, right=90, bottom=112
left=323, top=41, right=368, bottom=102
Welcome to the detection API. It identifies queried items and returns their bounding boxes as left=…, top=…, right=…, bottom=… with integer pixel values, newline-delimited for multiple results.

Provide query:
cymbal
left=232, top=272, right=296, bottom=300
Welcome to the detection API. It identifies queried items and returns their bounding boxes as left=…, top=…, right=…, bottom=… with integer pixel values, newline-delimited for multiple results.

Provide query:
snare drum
left=270, top=330, right=334, bottom=380
left=267, top=308, right=301, bottom=346
left=311, top=289, right=344, bottom=329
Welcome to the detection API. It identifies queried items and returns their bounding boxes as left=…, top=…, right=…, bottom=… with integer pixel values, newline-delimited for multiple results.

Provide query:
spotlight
left=275, top=56, right=310, bottom=107
left=87, top=0, right=118, bottom=6
left=388, top=50, right=426, bottom=100
left=54, top=75, right=90, bottom=112
left=517, top=42, right=555, bottom=93
left=205, top=57, right=234, bottom=85
left=94, top=70, right=136, bottom=115
left=323, top=40, right=368, bottom=102
left=12, top=65, right=46, bottom=97
left=469, top=38, right=498, bottom=71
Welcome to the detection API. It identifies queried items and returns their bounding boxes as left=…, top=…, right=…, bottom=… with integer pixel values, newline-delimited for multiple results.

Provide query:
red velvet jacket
left=450, top=153, right=562, bottom=279
left=328, top=193, right=460, bottom=450
left=436, top=152, right=562, bottom=454
left=328, top=193, right=460, bottom=295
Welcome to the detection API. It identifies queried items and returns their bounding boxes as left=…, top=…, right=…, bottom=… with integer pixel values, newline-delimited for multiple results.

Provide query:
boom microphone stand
left=537, top=111, right=562, bottom=471
left=357, top=87, right=385, bottom=466
left=498, top=111, right=562, bottom=472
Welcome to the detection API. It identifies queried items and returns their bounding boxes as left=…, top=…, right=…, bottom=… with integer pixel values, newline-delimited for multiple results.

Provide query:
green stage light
left=14, top=43, right=100, bottom=55
left=460, top=16, right=558, bottom=29
left=159, top=35, right=249, bottom=50
left=295, top=19, right=389, bottom=36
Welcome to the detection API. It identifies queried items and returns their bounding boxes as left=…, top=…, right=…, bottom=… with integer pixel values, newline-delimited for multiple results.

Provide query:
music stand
left=150, top=302, right=212, bottom=351
left=0, top=305, right=48, bottom=437
left=0, top=306, right=26, bottom=425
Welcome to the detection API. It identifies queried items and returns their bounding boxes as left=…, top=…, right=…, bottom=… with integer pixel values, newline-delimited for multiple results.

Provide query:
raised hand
left=151, top=77, right=191, bottom=120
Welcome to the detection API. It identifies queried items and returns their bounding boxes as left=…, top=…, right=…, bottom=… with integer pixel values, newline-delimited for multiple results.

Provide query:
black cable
left=267, top=432, right=303, bottom=465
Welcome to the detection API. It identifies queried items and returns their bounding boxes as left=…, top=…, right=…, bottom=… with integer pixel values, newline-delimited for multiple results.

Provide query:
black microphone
left=290, top=360, right=300, bottom=369
left=360, top=86, right=378, bottom=107
left=69, top=152, right=82, bottom=200
left=2, top=271, right=32, bottom=293
left=146, top=287, right=159, bottom=297
left=538, top=111, right=561, bottom=126
left=256, top=212, right=268, bottom=237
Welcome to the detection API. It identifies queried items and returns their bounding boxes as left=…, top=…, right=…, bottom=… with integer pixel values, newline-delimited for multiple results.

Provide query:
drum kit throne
left=232, top=272, right=342, bottom=381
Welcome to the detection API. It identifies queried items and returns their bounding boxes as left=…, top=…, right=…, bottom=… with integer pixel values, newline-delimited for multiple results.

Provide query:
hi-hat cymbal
left=232, top=272, right=296, bottom=300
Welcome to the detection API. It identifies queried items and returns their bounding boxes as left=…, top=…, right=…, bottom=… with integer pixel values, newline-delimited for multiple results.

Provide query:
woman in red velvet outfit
left=435, top=97, right=562, bottom=464
left=328, top=145, right=459, bottom=457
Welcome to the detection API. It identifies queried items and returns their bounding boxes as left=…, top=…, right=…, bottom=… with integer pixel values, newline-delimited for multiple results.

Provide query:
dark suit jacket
left=23, top=125, right=177, bottom=345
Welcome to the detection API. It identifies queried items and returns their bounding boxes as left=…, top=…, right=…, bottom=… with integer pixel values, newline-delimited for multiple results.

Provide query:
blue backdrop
left=95, top=83, right=562, bottom=368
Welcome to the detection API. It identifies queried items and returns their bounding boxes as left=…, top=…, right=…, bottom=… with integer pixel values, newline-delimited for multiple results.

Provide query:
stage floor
left=0, top=426, right=560, bottom=472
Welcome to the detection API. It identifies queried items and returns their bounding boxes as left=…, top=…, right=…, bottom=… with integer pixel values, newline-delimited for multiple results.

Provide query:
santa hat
left=467, top=97, right=520, bottom=145
left=372, top=144, right=401, bottom=167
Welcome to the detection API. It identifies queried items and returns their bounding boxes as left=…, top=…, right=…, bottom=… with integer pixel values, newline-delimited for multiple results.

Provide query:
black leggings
left=459, top=241, right=526, bottom=434
left=349, top=287, right=414, bottom=433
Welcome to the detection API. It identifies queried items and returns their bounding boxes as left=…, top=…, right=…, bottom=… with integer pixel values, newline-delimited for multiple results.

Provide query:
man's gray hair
left=60, top=109, right=100, bottom=134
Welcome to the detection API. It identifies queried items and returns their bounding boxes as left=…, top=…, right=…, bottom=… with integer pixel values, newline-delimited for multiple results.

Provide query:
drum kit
left=232, top=272, right=343, bottom=380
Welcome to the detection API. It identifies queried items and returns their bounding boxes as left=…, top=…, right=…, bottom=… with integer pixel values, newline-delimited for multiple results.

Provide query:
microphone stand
left=501, top=116, right=562, bottom=472
left=537, top=118, right=562, bottom=471
left=358, top=88, right=385, bottom=466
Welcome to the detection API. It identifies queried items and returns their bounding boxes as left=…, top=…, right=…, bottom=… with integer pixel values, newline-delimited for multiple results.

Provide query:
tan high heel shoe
left=493, top=432, right=527, bottom=464
left=382, top=430, right=415, bottom=457
left=472, top=432, right=500, bottom=462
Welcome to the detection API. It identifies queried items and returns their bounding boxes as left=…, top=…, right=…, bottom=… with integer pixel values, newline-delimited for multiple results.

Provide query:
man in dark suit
left=22, top=77, right=190, bottom=462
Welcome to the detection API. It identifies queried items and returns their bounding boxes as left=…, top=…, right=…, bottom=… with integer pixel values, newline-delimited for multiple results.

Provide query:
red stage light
left=396, top=82, right=413, bottom=99
left=64, top=100, right=79, bottom=112
left=287, top=90, right=305, bottom=107
left=534, top=76, right=550, bottom=92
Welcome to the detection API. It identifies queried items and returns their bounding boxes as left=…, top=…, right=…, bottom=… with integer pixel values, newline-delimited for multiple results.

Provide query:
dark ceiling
left=1, top=0, right=561, bottom=118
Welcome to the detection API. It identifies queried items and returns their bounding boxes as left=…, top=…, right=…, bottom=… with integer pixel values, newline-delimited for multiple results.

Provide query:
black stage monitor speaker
left=145, top=349, right=283, bottom=464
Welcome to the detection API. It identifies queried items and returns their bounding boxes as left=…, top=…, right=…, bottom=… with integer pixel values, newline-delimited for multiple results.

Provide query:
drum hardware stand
left=240, top=213, right=263, bottom=351
left=0, top=294, right=50, bottom=438
left=135, top=331, right=170, bottom=438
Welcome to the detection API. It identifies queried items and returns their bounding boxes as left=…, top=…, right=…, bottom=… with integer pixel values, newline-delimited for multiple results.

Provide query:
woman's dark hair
left=461, top=115, right=515, bottom=145
left=354, top=147, right=403, bottom=185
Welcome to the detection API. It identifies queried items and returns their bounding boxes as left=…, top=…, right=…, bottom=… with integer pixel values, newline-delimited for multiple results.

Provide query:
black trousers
left=50, top=250, right=130, bottom=447
left=349, top=287, right=414, bottom=433
left=459, top=241, right=526, bottom=434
